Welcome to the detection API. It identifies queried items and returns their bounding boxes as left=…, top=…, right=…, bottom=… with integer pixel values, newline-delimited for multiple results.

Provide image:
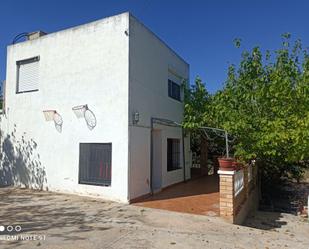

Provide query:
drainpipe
left=182, top=127, right=186, bottom=182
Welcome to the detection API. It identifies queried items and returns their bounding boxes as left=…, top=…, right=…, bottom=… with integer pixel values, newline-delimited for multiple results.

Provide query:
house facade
left=0, top=12, right=191, bottom=203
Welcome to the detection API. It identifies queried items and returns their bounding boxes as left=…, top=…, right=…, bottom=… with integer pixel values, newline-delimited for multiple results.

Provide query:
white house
left=0, top=12, right=191, bottom=203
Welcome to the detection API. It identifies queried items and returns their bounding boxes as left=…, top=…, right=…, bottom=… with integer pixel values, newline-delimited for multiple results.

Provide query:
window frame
left=78, top=143, right=112, bottom=187
left=167, top=138, right=181, bottom=172
left=168, top=79, right=181, bottom=102
left=16, top=56, right=40, bottom=94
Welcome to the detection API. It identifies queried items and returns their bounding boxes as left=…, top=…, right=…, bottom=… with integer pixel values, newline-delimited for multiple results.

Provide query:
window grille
left=167, top=138, right=181, bottom=171
left=79, top=143, right=112, bottom=186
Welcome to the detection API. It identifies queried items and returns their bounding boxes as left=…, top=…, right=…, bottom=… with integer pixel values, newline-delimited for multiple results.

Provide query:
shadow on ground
left=243, top=211, right=287, bottom=230
left=243, top=179, right=309, bottom=230
left=0, top=188, right=139, bottom=248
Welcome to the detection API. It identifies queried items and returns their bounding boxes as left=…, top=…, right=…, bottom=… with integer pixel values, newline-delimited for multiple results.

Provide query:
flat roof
left=8, top=12, right=189, bottom=66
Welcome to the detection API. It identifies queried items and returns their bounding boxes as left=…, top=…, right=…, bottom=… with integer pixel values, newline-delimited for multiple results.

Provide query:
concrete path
left=0, top=188, right=308, bottom=249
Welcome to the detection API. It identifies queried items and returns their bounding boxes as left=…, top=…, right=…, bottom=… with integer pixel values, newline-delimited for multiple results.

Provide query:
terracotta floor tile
left=134, top=175, right=219, bottom=216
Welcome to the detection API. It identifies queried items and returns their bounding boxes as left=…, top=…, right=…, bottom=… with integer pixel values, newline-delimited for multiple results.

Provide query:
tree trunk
left=200, top=136, right=208, bottom=176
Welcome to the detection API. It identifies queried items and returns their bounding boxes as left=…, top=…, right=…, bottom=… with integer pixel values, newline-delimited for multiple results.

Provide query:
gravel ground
left=0, top=187, right=308, bottom=249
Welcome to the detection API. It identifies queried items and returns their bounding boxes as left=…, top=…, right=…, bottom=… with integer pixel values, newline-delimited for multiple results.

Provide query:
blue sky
left=1, top=0, right=309, bottom=93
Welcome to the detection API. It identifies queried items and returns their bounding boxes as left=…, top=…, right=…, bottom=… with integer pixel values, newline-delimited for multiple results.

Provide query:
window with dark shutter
left=79, top=143, right=112, bottom=186
left=167, top=138, right=181, bottom=171
left=168, top=79, right=181, bottom=101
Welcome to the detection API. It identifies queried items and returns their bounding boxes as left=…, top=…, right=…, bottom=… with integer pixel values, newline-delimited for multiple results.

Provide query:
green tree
left=184, top=34, right=309, bottom=182
left=183, top=77, right=211, bottom=129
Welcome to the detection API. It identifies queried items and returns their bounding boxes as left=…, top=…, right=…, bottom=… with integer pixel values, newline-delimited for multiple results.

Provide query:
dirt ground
left=0, top=188, right=308, bottom=249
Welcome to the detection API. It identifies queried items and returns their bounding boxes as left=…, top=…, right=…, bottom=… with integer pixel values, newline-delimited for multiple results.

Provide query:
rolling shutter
left=17, top=57, right=39, bottom=93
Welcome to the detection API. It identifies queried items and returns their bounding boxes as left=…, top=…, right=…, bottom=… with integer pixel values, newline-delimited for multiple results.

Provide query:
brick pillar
left=218, top=170, right=235, bottom=222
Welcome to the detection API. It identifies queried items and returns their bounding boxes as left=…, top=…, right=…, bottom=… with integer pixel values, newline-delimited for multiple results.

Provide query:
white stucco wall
left=0, top=12, right=191, bottom=203
left=0, top=13, right=130, bottom=202
left=155, top=124, right=186, bottom=188
left=128, top=14, right=190, bottom=200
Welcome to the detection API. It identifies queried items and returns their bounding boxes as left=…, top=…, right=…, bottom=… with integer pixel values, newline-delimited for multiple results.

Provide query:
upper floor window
left=16, top=56, right=40, bottom=93
left=168, top=79, right=181, bottom=101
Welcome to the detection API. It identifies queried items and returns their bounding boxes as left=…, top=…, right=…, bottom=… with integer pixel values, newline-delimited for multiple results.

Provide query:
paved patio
left=134, top=175, right=220, bottom=216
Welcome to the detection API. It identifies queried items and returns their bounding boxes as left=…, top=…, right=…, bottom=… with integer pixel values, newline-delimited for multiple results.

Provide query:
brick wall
left=219, top=174, right=234, bottom=222
left=218, top=163, right=259, bottom=224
